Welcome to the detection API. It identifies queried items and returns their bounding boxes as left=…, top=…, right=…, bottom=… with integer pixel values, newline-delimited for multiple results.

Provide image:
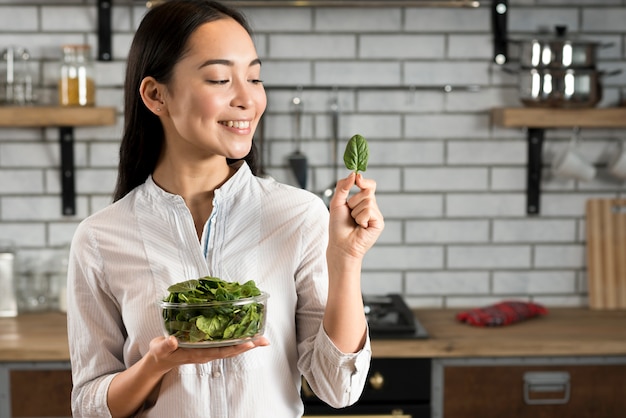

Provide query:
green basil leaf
left=343, top=134, right=369, bottom=173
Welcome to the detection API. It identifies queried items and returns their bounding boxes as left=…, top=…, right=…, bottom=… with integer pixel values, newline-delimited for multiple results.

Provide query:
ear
left=139, top=76, right=165, bottom=115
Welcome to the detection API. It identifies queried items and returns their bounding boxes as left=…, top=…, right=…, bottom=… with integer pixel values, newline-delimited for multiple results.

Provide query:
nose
left=230, top=79, right=257, bottom=109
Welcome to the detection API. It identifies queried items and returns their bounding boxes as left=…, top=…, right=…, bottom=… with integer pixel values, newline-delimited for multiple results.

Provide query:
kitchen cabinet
left=2, top=364, right=72, bottom=418
left=0, top=312, right=72, bottom=418
left=0, top=106, right=116, bottom=216
left=378, top=309, right=626, bottom=418
left=303, top=357, right=431, bottom=416
left=491, top=107, right=626, bottom=215
left=438, top=359, right=626, bottom=418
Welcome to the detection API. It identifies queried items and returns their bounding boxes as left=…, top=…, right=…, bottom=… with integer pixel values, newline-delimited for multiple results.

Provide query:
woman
left=66, top=1, right=384, bottom=417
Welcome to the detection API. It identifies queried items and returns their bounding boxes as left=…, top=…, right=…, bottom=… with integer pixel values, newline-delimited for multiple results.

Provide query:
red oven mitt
left=456, top=300, right=548, bottom=327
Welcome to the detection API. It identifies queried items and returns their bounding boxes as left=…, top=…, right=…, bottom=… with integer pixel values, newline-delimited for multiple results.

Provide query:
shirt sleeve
left=307, top=325, right=372, bottom=407
left=294, top=196, right=372, bottom=408
left=66, top=219, right=124, bottom=418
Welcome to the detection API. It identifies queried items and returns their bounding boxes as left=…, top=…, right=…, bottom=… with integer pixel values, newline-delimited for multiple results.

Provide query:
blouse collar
left=143, top=160, right=251, bottom=203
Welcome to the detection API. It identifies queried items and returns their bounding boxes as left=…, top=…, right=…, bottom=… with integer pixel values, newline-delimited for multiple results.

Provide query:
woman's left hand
left=328, top=172, right=384, bottom=261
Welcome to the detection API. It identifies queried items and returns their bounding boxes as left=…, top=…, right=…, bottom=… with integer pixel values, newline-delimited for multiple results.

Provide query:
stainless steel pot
left=518, top=68, right=602, bottom=108
left=512, top=26, right=608, bottom=69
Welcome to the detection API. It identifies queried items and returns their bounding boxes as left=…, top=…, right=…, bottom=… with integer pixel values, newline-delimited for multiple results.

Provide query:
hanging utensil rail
left=264, top=84, right=480, bottom=92
left=141, top=0, right=480, bottom=8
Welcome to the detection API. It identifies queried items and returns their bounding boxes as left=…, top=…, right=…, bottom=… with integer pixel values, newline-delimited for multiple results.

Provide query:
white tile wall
left=0, top=1, right=624, bottom=309
left=406, top=220, right=490, bottom=243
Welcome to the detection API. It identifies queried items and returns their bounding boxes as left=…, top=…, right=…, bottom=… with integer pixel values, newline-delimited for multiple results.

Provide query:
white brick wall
left=0, top=1, right=624, bottom=309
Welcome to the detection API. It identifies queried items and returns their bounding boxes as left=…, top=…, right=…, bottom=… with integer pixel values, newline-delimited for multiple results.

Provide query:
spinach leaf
left=167, top=279, right=200, bottom=294
left=196, top=313, right=230, bottom=338
left=343, top=134, right=369, bottom=174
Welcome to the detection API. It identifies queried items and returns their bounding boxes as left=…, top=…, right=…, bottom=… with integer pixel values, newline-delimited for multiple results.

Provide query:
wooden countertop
left=373, top=308, right=626, bottom=358
left=0, top=312, right=70, bottom=362
left=1, top=309, right=625, bottom=362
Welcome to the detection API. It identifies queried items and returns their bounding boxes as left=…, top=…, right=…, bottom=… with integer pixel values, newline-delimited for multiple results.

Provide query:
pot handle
left=555, top=25, right=567, bottom=37
left=600, top=69, right=622, bottom=78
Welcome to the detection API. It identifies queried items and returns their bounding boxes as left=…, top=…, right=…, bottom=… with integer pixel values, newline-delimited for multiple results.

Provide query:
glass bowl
left=158, top=292, right=268, bottom=348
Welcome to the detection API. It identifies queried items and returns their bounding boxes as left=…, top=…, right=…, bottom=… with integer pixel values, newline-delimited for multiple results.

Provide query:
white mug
left=552, top=133, right=596, bottom=182
left=608, top=141, right=626, bottom=180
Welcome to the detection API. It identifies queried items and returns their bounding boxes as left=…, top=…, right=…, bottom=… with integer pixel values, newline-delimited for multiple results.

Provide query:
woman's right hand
left=108, top=336, right=269, bottom=417
left=147, top=335, right=270, bottom=374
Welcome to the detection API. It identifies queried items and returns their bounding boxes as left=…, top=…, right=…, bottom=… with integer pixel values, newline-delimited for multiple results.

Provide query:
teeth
left=221, top=120, right=250, bottom=129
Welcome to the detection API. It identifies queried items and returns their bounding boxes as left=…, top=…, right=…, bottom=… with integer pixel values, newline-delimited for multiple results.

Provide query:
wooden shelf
left=0, top=106, right=117, bottom=216
left=0, top=106, right=116, bottom=127
left=491, top=107, right=626, bottom=216
left=492, top=107, right=626, bottom=129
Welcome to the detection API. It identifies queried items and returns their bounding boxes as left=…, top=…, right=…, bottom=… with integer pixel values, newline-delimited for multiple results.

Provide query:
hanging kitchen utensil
left=586, top=198, right=626, bottom=310
left=288, top=92, right=307, bottom=189
left=322, top=96, right=340, bottom=207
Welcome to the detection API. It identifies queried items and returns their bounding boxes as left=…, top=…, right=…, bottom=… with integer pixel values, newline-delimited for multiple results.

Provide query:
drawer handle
left=523, top=371, right=570, bottom=405
left=369, top=371, right=385, bottom=390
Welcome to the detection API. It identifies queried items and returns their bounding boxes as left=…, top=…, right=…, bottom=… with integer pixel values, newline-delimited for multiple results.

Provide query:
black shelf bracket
left=59, top=127, right=76, bottom=216
left=526, top=128, right=545, bottom=215
left=492, top=0, right=508, bottom=64
left=97, top=0, right=112, bottom=61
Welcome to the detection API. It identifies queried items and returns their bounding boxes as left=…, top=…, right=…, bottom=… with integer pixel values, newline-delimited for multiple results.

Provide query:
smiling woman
left=114, top=3, right=265, bottom=203
left=66, top=1, right=384, bottom=417
left=143, top=17, right=267, bottom=221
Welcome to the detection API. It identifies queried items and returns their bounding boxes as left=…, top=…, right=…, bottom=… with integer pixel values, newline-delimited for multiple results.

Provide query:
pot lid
left=516, top=25, right=601, bottom=46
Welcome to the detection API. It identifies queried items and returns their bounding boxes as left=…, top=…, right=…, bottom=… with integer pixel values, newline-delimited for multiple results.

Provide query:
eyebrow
left=198, top=58, right=262, bottom=70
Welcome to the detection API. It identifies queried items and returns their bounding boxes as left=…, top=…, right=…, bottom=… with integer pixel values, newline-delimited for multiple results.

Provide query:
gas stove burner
left=363, top=294, right=429, bottom=339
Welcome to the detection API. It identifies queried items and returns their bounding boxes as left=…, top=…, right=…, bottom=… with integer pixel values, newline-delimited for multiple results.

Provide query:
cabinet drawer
left=443, top=364, right=626, bottom=418
left=10, top=369, right=72, bottom=417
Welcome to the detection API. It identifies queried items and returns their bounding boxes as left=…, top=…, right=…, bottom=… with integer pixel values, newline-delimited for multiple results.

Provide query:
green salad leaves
left=343, top=134, right=369, bottom=174
left=161, top=276, right=266, bottom=344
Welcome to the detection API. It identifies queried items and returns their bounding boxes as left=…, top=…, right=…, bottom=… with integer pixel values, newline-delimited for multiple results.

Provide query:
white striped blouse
left=67, top=162, right=371, bottom=418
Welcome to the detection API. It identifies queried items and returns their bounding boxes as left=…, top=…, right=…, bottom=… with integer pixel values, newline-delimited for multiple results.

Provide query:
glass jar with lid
left=58, top=44, right=95, bottom=106
left=1, top=46, right=34, bottom=105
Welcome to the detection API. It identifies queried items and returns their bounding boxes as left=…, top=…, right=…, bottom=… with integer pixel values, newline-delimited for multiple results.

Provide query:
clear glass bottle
left=2, top=46, right=34, bottom=105
left=58, top=44, right=95, bottom=107
left=0, top=240, right=17, bottom=317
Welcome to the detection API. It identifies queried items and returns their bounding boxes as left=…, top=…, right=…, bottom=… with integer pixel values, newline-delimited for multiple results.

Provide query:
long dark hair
left=113, top=0, right=262, bottom=201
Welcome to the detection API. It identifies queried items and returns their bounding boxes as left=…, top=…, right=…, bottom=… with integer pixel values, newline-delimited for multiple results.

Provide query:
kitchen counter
left=1, top=309, right=625, bottom=362
left=0, top=312, right=70, bottom=362
left=373, top=308, right=626, bottom=358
